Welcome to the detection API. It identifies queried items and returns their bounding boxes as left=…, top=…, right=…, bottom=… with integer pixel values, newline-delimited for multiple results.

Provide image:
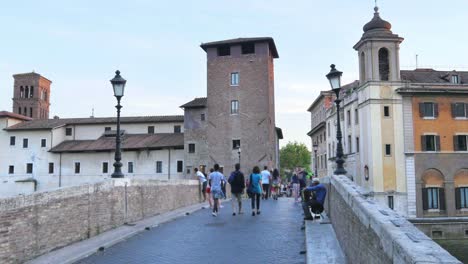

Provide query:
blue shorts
left=211, top=189, right=224, bottom=199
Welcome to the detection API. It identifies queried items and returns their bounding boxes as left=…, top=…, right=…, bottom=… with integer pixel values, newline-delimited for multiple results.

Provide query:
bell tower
left=353, top=6, right=404, bottom=83
left=12, top=72, right=51, bottom=119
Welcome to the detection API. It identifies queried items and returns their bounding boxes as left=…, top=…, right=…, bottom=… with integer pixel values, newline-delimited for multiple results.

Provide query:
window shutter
left=436, top=136, right=441, bottom=151
left=465, top=103, right=468, bottom=117
left=455, top=188, right=461, bottom=210
left=434, top=103, right=439, bottom=118
left=422, top=188, right=429, bottom=210
left=454, top=135, right=459, bottom=151
left=451, top=103, right=456, bottom=117
left=419, top=103, right=424, bottom=117
left=421, top=135, right=426, bottom=151
left=439, top=188, right=446, bottom=210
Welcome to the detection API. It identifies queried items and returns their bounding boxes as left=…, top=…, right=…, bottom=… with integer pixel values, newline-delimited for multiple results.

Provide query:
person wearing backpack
left=228, top=163, right=245, bottom=216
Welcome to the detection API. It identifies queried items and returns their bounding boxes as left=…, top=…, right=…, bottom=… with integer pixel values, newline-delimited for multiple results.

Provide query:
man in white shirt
left=261, top=166, right=271, bottom=200
left=194, top=168, right=207, bottom=202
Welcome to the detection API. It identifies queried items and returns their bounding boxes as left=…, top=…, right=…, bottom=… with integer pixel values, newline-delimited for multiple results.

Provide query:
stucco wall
left=0, top=178, right=199, bottom=263
left=327, top=174, right=460, bottom=264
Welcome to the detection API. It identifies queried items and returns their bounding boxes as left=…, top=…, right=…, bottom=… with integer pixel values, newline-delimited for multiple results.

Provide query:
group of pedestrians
left=195, top=164, right=280, bottom=217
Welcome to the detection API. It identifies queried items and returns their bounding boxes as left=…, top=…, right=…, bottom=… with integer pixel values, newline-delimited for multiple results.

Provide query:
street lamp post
left=326, top=64, right=347, bottom=175
left=110, top=70, right=127, bottom=178
left=237, top=147, right=241, bottom=165
left=313, top=143, right=318, bottom=178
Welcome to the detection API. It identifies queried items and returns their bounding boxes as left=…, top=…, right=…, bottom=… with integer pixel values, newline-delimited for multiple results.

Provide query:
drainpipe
left=168, top=148, right=171, bottom=180
left=59, top=153, right=62, bottom=187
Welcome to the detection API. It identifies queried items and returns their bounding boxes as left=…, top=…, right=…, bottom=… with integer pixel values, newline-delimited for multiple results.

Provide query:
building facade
left=183, top=38, right=283, bottom=176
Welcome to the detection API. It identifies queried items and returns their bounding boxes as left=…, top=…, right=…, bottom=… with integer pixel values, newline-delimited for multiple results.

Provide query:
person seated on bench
left=302, top=178, right=326, bottom=220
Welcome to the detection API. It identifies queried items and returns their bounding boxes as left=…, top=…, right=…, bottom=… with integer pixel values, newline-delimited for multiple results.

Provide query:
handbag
left=247, top=174, right=254, bottom=198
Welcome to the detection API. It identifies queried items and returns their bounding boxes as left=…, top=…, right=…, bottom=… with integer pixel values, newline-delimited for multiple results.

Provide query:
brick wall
left=0, top=179, right=199, bottom=263
left=327, top=175, right=461, bottom=263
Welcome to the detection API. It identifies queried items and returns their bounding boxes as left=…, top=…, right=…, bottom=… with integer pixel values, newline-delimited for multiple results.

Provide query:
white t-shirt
left=196, top=171, right=207, bottom=184
left=261, top=170, right=271, bottom=184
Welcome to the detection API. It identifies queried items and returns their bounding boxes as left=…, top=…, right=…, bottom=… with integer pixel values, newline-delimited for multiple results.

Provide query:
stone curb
left=26, top=201, right=213, bottom=264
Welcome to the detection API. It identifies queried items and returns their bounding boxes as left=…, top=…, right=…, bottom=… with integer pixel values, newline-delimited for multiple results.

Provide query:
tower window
left=174, top=125, right=181, bottom=133
left=29, top=108, right=33, bottom=118
left=378, top=48, right=390, bottom=81
left=241, top=43, right=255, bottom=54
left=18, top=108, right=22, bottom=115
left=383, top=106, right=390, bottom=117
left=217, top=45, right=230, bottom=56
left=360, top=52, right=366, bottom=82
left=231, top=100, right=239, bottom=114
left=20, top=86, right=24, bottom=98
left=385, top=144, right=391, bottom=156
left=188, top=143, right=195, bottom=153
left=232, top=139, right=240, bottom=149
left=231, top=72, right=239, bottom=86
left=75, top=162, right=81, bottom=174
left=25, top=86, right=29, bottom=98
left=10, top=136, right=15, bottom=146
left=30, top=86, right=34, bottom=98
left=9, top=166, right=14, bottom=174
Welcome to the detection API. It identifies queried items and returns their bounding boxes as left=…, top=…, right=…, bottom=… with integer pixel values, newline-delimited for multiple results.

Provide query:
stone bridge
left=0, top=176, right=461, bottom=263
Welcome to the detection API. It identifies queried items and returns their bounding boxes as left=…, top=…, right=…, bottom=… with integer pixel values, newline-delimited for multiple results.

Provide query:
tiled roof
left=5, top=115, right=184, bottom=131
left=0, top=111, right=33, bottom=121
left=200, top=37, right=279, bottom=58
left=180, top=97, right=207, bottom=108
left=401, top=69, right=468, bottom=84
left=49, top=133, right=184, bottom=153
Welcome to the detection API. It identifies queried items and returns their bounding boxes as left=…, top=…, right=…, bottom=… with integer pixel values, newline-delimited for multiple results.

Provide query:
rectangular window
left=74, top=162, right=80, bottom=174
left=427, top=188, right=439, bottom=209
left=174, top=125, right=181, bottom=133
left=148, top=126, right=155, bottom=134
left=452, top=103, right=467, bottom=118
left=347, top=110, right=351, bottom=126
left=105, top=127, right=111, bottom=131
left=241, top=43, right=255, bottom=54
left=356, top=137, right=360, bottom=153
left=388, top=196, right=394, bottom=210
left=10, top=136, right=15, bottom=146
left=419, top=102, right=437, bottom=118
left=188, top=143, right=195, bottom=153
left=177, top=161, right=183, bottom=173
left=232, top=139, right=240, bottom=149
left=230, top=72, right=239, bottom=86
left=128, top=162, right=134, bottom=173
left=201, top=113, right=205, bottom=121
left=452, top=75, right=459, bottom=84
left=454, top=135, right=468, bottom=151
left=102, top=162, right=108, bottom=173
left=348, top=135, right=352, bottom=153
left=385, top=144, right=391, bottom=156
left=26, top=163, right=33, bottom=174
left=355, top=109, right=358, bottom=124
left=41, top=139, right=46, bottom=147
left=23, top=138, right=28, bottom=148
left=65, top=127, right=73, bottom=136
left=422, top=135, right=439, bottom=151
left=156, top=161, right=162, bottom=173
left=458, top=187, right=468, bottom=209
left=217, top=45, right=230, bottom=56
left=231, top=100, right=239, bottom=114
left=328, top=122, right=331, bottom=136
left=49, top=163, right=54, bottom=174
left=30, top=107, right=33, bottom=117
left=384, top=106, right=390, bottom=117
left=8, top=166, right=14, bottom=174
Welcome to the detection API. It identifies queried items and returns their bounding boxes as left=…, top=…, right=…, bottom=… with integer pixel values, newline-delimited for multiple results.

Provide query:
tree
left=280, top=141, right=311, bottom=180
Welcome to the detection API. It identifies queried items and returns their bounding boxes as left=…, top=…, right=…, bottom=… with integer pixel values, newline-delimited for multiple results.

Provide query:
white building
left=0, top=111, right=185, bottom=197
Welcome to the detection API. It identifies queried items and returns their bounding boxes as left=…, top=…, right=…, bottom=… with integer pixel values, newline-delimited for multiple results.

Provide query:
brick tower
left=199, top=37, right=280, bottom=174
left=12, top=72, right=51, bottom=119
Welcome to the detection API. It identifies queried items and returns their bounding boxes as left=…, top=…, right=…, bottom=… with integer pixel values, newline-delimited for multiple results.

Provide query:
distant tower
left=353, top=6, right=404, bottom=83
left=200, top=37, right=280, bottom=174
left=12, top=72, right=51, bottom=119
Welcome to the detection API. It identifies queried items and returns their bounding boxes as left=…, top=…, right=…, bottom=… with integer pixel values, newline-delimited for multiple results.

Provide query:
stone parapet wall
left=328, top=174, right=461, bottom=264
left=0, top=179, right=199, bottom=263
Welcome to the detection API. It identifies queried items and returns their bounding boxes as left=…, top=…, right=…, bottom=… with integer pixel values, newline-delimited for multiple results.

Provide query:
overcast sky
left=1, top=0, right=467, bottom=150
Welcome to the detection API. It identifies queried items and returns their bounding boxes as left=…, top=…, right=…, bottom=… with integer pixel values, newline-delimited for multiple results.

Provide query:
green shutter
left=439, top=188, right=446, bottom=210
left=455, top=188, right=461, bottom=210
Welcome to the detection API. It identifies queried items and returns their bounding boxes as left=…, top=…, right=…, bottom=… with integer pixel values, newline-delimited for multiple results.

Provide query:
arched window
left=421, top=169, right=445, bottom=211
left=25, top=86, right=29, bottom=99
left=360, top=52, right=366, bottom=82
left=378, top=48, right=390, bottom=81
left=454, top=169, right=468, bottom=210
left=20, top=86, right=24, bottom=98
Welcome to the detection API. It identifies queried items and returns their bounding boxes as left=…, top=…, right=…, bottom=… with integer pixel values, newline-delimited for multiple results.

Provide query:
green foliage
left=279, top=141, right=311, bottom=179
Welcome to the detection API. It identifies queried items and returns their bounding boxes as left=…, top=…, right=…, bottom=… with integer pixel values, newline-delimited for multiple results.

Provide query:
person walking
left=248, top=166, right=262, bottom=216
left=209, top=164, right=225, bottom=217
left=228, top=163, right=245, bottom=216
left=271, top=168, right=280, bottom=200
left=291, top=170, right=300, bottom=203
left=194, top=168, right=207, bottom=202
left=261, top=166, right=271, bottom=200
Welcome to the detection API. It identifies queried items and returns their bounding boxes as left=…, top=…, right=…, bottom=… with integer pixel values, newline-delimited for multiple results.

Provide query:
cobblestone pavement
left=78, top=198, right=306, bottom=264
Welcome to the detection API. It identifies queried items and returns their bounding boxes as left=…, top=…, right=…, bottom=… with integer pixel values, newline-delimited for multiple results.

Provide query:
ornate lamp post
left=326, top=64, right=347, bottom=175
left=313, top=143, right=318, bottom=177
left=237, top=147, right=241, bottom=165
left=110, top=70, right=127, bottom=178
